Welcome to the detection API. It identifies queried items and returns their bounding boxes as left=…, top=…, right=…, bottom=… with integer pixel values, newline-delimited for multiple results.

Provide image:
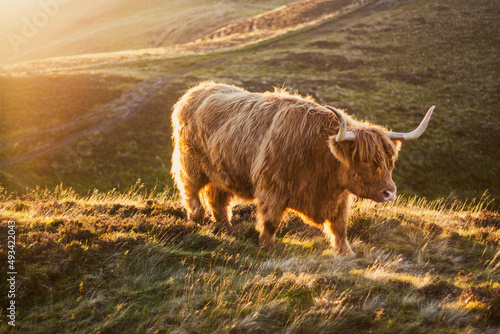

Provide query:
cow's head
left=327, top=106, right=434, bottom=203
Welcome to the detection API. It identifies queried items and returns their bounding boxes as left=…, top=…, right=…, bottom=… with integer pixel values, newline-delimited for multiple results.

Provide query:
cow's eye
left=361, top=159, right=371, bottom=167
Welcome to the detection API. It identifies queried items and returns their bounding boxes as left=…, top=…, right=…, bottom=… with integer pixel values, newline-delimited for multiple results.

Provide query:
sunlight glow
left=0, top=1, right=40, bottom=23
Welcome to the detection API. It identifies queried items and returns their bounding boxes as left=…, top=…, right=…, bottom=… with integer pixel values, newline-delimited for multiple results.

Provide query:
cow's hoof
left=336, top=247, right=355, bottom=257
left=259, top=233, right=275, bottom=250
left=189, top=205, right=206, bottom=222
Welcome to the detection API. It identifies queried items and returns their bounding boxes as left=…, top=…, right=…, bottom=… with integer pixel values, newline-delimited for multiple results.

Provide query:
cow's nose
left=382, top=188, right=396, bottom=202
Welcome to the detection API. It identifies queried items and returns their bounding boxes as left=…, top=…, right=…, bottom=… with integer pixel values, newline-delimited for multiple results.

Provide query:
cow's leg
left=204, top=184, right=233, bottom=231
left=186, top=192, right=205, bottom=222
left=174, top=154, right=209, bottom=222
left=323, top=193, right=355, bottom=256
left=179, top=182, right=206, bottom=222
left=257, top=199, right=286, bottom=249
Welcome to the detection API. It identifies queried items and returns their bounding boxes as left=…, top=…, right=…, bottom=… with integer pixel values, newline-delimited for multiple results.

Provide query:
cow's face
left=330, top=128, right=401, bottom=202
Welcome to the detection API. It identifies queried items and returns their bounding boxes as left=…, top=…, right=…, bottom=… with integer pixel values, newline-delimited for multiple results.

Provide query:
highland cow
left=171, top=82, right=434, bottom=255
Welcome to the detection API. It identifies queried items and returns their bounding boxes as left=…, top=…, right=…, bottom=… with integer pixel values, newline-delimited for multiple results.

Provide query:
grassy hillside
left=0, top=0, right=498, bottom=205
left=0, top=0, right=297, bottom=63
left=0, top=185, right=499, bottom=332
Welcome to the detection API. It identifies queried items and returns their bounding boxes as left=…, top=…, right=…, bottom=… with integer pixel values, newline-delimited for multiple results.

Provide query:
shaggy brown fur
left=171, top=82, right=401, bottom=255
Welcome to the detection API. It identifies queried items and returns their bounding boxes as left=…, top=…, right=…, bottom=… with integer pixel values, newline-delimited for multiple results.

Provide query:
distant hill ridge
left=0, top=0, right=296, bottom=63
left=1, top=0, right=372, bottom=66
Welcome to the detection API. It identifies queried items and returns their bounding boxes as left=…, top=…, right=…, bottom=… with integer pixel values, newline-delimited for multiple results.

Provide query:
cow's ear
left=393, top=140, right=402, bottom=152
left=328, top=136, right=353, bottom=166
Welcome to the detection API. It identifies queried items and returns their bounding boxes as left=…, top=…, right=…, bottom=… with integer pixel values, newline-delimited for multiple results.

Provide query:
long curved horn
left=387, top=106, right=435, bottom=141
left=325, top=105, right=356, bottom=142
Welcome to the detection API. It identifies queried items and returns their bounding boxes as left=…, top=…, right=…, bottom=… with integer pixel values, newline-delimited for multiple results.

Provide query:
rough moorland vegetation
left=0, top=1, right=499, bottom=331
left=0, top=184, right=499, bottom=332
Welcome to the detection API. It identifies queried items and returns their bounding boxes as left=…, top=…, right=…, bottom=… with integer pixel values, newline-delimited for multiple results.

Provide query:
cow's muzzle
left=381, top=188, right=397, bottom=202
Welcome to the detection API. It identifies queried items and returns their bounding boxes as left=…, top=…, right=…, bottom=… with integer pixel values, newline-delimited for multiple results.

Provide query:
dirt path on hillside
left=0, top=57, right=227, bottom=167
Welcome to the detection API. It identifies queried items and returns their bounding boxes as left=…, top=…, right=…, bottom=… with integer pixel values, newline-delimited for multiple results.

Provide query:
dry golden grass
left=1, top=184, right=498, bottom=333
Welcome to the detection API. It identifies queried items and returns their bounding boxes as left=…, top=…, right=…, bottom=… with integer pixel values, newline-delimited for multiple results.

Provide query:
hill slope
left=0, top=0, right=499, bottom=204
left=0, top=0, right=297, bottom=63
left=0, top=0, right=499, bottom=331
